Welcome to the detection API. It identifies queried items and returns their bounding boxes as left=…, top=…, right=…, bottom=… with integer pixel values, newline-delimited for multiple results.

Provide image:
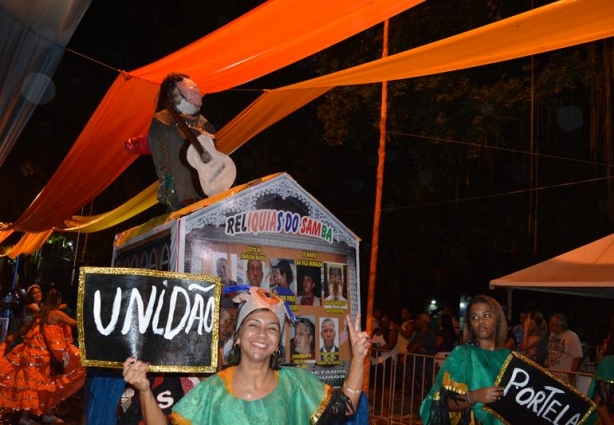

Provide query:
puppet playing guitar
left=162, top=76, right=236, bottom=198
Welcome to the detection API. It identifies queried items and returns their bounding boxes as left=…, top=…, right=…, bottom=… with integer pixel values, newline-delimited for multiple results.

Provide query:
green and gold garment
left=170, top=366, right=335, bottom=425
left=420, top=344, right=510, bottom=425
left=585, top=354, right=614, bottom=424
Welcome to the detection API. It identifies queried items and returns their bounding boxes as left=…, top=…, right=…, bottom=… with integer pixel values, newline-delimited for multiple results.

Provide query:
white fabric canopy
left=0, top=0, right=92, bottom=167
left=490, top=233, right=614, bottom=299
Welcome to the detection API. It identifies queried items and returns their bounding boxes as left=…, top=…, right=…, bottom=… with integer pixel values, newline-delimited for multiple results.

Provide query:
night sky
left=3, top=1, right=614, bottom=346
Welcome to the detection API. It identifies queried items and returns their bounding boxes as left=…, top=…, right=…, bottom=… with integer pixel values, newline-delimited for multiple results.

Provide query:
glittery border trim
left=441, top=371, right=469, bottom=395
left=311, top=384, right=335, bottom=424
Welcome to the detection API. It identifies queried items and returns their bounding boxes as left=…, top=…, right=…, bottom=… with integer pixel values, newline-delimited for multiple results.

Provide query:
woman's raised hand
left=347, top=312, right=370, bottom=359
left=122, top=357, right=151, bottom=393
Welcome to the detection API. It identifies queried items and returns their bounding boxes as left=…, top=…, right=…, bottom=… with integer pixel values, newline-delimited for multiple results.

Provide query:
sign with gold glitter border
left=77, top=267, right=222, bottom=373
left=484, top=351, right=595, bottom=424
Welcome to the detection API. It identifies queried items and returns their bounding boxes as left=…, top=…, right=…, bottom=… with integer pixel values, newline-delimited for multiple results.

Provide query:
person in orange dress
left=39, top=289, right=86, bottom=422
left=0, top=315, right=51, bottom=424
left=0, top=289, right=85, bottom=424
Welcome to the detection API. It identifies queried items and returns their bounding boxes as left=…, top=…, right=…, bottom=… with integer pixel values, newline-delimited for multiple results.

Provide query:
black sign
left=78, top=267, right=221, bottom=373
left=486, top=352, right=595, bottom=425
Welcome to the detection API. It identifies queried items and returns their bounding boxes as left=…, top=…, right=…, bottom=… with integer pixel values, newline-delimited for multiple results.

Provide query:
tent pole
left=365, top=18, right=389, bottom=392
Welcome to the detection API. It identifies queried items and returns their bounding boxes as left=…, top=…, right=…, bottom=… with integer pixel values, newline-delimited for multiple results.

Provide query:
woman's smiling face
left=236, top=310, right=281, bottom=363
left=31, top=287, right=42, bottom=302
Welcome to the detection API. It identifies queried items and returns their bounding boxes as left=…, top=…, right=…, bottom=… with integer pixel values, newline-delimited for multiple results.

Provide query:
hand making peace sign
left=347, top=312, right=370, bottom=360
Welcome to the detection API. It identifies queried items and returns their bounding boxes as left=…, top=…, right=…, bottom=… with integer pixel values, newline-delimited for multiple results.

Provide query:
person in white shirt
left=548, top=313, right=583, bottom=385
left=394, top=308, right=415, bottom=359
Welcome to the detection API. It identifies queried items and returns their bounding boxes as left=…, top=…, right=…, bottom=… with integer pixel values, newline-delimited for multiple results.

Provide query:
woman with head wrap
left=123, top=286, right=370, bottom=424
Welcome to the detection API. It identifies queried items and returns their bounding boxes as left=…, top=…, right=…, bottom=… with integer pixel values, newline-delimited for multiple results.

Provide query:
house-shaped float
left=112, top=172, right=361, bottom=373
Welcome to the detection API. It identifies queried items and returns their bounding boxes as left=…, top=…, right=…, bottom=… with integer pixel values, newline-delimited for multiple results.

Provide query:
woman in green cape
left=420, top=295, right=510, bottom=425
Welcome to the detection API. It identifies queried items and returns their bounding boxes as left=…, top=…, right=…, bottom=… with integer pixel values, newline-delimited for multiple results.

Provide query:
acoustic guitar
left=164, top=97, right=236, bottom=197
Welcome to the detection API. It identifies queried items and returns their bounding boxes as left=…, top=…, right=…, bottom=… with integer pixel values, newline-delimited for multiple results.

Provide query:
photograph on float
left=184, top=244, right=355, bottom=376
left=290, top=315, right=316, bottom=364
left=268, top=258, right=298, bottom=306
left=296, top=264, right=323, bottom=307
left=323, top=262, right=348, bottom=312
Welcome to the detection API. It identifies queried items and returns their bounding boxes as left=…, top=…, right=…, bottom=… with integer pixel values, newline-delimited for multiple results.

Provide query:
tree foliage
left=311, top=0, right=614, bottom=319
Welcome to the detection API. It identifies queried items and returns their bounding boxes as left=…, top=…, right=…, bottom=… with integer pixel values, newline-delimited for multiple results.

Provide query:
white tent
left=490, top=233, right=614, bottom=299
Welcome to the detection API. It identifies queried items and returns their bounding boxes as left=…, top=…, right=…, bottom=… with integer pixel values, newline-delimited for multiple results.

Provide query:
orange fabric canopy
left=3, top=0, right=614, bottom=258
left=132, top=0, right=424, bottom=92
left=0, top=0, right=423, bottom=257
left=219, top=0, right=614, bottom=154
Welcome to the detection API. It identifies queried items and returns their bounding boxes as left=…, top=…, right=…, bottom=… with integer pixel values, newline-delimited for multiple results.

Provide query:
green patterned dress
left=420, top=344, right=510, bottom=425
left=170, top=366, right=335, bottom=425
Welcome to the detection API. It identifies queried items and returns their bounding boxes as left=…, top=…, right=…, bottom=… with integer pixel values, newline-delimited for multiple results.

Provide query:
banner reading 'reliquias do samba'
left=224, top=209, right=334, bottom=243
left=77, top=267, right=222, bottom=373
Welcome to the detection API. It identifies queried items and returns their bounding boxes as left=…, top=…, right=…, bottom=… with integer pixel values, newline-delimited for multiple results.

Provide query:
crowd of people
left=0, top=285, right=85, bottom=425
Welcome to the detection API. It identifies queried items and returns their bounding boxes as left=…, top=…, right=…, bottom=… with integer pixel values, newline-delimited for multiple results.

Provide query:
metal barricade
left=369, top=349, right=438, bottom=424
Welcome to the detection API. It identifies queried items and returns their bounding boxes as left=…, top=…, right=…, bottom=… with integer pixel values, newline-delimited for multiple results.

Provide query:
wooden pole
left=365, top=18, right=389, bottom=391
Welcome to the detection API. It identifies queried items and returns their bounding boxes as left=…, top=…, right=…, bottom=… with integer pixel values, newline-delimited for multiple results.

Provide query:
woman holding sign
left=123, top=286, right=369, bottom=424
left=420, top=295, right=509, bottom=424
